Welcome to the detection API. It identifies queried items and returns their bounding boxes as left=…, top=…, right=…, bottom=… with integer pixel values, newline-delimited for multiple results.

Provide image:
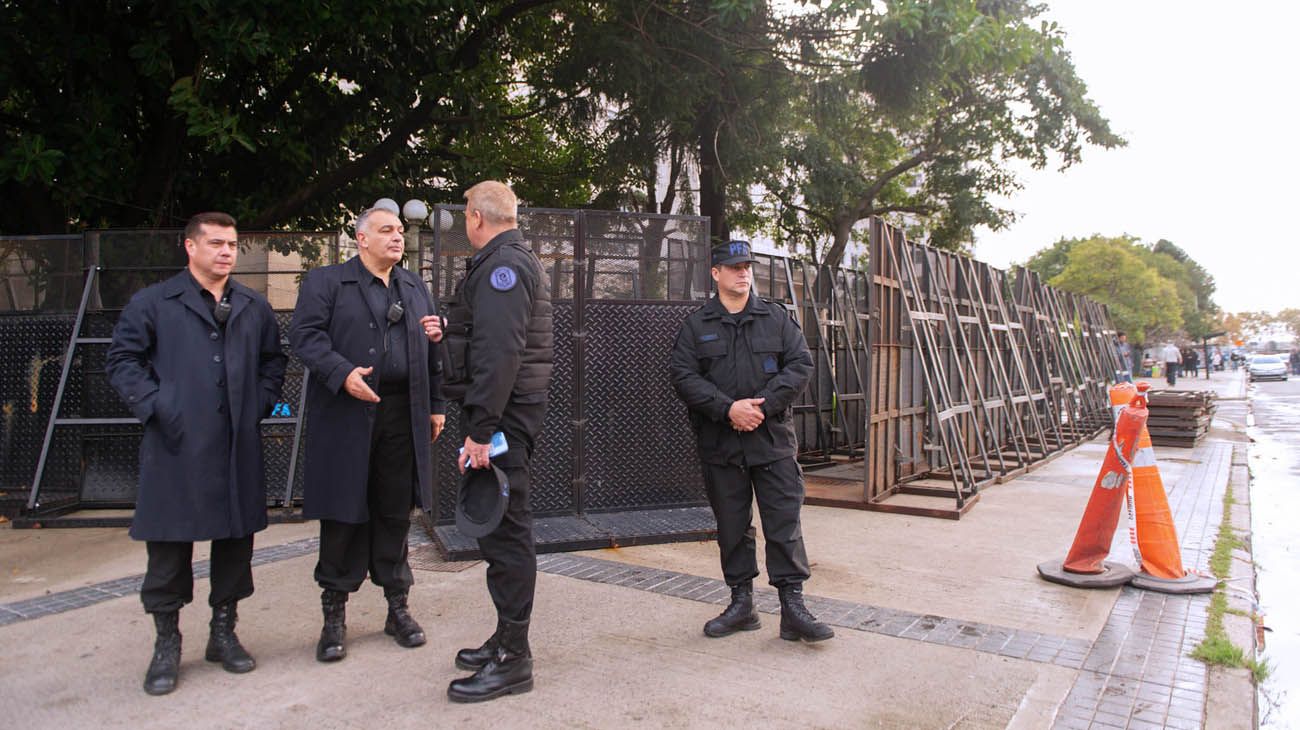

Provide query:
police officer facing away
left=289, top=207, right=447, bottom=663
left=106, top=212, right=287, bottom=695
left=669, top=240, right=834, bottom=643
left=433, top=181, right=553, bottom=702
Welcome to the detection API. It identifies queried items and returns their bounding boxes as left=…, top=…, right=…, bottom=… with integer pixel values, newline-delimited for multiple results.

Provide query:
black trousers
left=314, top=391, right=416, bottom=594
left=474, top=400, right=544, bottom=623
left=1166, top=362, right=1179, bottom=386
left=701, top=457, right=811, bottom=588
left=141, top=535, right=255, bottom=614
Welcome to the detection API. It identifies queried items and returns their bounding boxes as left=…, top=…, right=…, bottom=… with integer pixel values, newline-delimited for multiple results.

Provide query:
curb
left=1204, top=396, right=1260, bottom=729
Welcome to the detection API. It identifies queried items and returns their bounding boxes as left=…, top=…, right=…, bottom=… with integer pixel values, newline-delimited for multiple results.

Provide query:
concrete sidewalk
left=0, top=371, right=1256, bottom=729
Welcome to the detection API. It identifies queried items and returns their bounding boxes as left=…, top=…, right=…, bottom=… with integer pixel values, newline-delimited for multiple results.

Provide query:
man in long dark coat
left=106, top=211, right=287, bottom=695
left=290, top=207, right=446, bottom=663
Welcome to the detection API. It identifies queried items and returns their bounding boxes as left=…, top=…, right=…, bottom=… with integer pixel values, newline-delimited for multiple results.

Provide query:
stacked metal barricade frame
left=843, top=219, right=1120, bottom=519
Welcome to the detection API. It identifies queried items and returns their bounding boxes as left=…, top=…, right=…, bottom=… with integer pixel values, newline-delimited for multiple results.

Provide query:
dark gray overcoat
left=106, top=272, right=287, bottom=541
left=289, top=257, right=445, bottom=523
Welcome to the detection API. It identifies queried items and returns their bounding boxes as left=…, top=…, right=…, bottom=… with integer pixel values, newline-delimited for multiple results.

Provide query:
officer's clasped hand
left=728, top=397, right=766, bottom=432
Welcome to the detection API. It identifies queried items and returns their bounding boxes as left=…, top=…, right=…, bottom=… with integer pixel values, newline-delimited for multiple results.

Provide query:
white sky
left=972, top=1, right=1300, bottom=315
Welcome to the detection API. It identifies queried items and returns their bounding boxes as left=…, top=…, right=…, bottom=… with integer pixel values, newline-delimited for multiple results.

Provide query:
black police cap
left=455, top=465, right=510, bottom=539
left=711, top=240, right=756, bottom=267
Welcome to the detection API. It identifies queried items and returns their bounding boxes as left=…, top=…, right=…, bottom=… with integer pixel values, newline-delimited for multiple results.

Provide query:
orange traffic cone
left=1037, top=390, right=1147, bottom=588
left=1126, top=384, right=1217, bottom=594
left=1110, top=381, right=1137, bottom=422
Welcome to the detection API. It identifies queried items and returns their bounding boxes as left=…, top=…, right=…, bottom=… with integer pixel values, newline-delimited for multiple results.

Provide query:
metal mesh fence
left=3, top=214, right=1118, bottom=522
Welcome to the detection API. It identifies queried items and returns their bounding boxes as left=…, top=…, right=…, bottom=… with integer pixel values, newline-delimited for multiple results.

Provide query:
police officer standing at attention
left=289, top=207, right=446, bottom=663
left=668, top=240, right=834, bottom=643
left=106, top=212, right=287, bottom=695
left=433, top=181, right=553, bottom=702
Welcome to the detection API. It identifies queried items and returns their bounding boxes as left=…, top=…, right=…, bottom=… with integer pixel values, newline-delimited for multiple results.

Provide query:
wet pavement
left=1248, top=375, right=1300, bottom=728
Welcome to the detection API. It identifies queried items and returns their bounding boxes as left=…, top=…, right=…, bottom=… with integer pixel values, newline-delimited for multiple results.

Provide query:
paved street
left=1246, top=374, right=1300, bottom=727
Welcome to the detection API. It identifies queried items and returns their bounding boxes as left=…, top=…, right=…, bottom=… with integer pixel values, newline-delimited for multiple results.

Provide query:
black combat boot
left=703, top=582, right=761, bottom=638
left=447, top=618, right=533, bottom=702
left=778, top=584, right=835, bottom=642
left=204, top=602, right=256, bottom=673
left=315, top=589, right=348, bottom=662
left=455, top=621, right=502, bottom=671
left=383, top=589, right=426, bottom=648
left=143, top=610, right=182, bottom=696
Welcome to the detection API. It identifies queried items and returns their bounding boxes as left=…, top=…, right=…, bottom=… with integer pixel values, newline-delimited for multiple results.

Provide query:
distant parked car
left=1249, top=355, right=1289, bottom=382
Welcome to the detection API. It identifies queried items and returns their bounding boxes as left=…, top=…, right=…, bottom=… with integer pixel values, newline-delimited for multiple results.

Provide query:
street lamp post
left=401, top=199, right=429, bottom=282
left=368, top=198, right=455, bottom=284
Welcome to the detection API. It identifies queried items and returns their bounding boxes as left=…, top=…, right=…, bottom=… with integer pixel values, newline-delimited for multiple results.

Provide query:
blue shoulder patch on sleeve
left=489, top=266, right=518, bottom=292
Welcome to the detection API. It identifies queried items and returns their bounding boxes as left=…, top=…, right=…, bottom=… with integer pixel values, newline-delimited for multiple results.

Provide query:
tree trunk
left=822, top=214, right=858, bottom=271
left=696, top=108, right=729, bottom=244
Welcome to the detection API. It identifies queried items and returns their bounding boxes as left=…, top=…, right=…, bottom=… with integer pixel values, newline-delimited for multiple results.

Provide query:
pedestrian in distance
left=105, top=212, right=287, bottom=695
left=668, top=240, right=835, bottom=645
left=1162, top=342, right=1182, bottom=387
left=1115, top=332, right=1133, bottom=383
left=289, top=207, right=447, bottom=664
left=1181, top=346, right=1199, bottom=378
left=437, top=181, right=554, bottom=703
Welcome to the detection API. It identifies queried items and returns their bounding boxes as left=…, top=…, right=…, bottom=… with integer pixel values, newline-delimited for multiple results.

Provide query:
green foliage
left=1249, top=656, right=1273, bottom=684
left=1143, top=240, right=1219, bottom=339
left=754, top=0, right=1122, bottom=264
left=2, top=0, right=1120, bottom=254
left=1027, top=234, right=1221, bottom=343
left=1191, top=620, right=1245, bottom=667
left=1046, top=237, right=1181, bottom=342
left=0, top=0, right=597, bottom=233
left=1191, top=482, right=1267, bottom=683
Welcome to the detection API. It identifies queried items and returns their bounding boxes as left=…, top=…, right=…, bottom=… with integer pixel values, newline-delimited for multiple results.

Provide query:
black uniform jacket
left=442, top=229, right=553, bottom=452
left=669, top=294, right=813, bottom=466
left=106, top=272, right=287, bottom=542
left=289, top=256, right=446, bottom=523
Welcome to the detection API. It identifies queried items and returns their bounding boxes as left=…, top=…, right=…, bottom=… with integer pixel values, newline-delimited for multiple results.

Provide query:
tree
left=752, top=0, right=1123, bottom=265
left=1024, top=235, right=1143, bottom=282
left=1027, top=234, right=1223, bottom=343
left=1276, top=308, right=1300, bottom=340
left=0, top=1, right=598, bottom=235
left=1143, top=239, right=1219, bottom=340
left=1230, top=311, right=1277, bottom=342
left=1045, top=238, right=1181, bottom=343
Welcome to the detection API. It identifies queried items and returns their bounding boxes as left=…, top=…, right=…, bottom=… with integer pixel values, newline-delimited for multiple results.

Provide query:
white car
left=1248, top=354, right=1288, bottom=382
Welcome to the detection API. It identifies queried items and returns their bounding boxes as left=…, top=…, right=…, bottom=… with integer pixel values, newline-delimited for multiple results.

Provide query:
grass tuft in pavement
left=1190, top=480, right=1269, bottom=682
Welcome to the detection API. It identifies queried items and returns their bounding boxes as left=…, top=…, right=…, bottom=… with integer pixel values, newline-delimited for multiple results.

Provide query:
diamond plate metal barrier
left=582, top=302, right=704, bottom=510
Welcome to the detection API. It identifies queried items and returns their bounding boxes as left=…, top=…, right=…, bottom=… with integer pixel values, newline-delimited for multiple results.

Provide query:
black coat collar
left=162, top=270, right=253, bottom=328
left=700, top=293, right=770, bottom=321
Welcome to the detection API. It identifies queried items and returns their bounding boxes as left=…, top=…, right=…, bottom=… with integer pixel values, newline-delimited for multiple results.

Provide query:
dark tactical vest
left=441, top=235, right=553, bottom=401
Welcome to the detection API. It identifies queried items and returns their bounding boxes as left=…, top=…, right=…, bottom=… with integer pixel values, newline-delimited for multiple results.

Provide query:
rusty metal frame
left=853, top=220, right=1121, bottom=519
